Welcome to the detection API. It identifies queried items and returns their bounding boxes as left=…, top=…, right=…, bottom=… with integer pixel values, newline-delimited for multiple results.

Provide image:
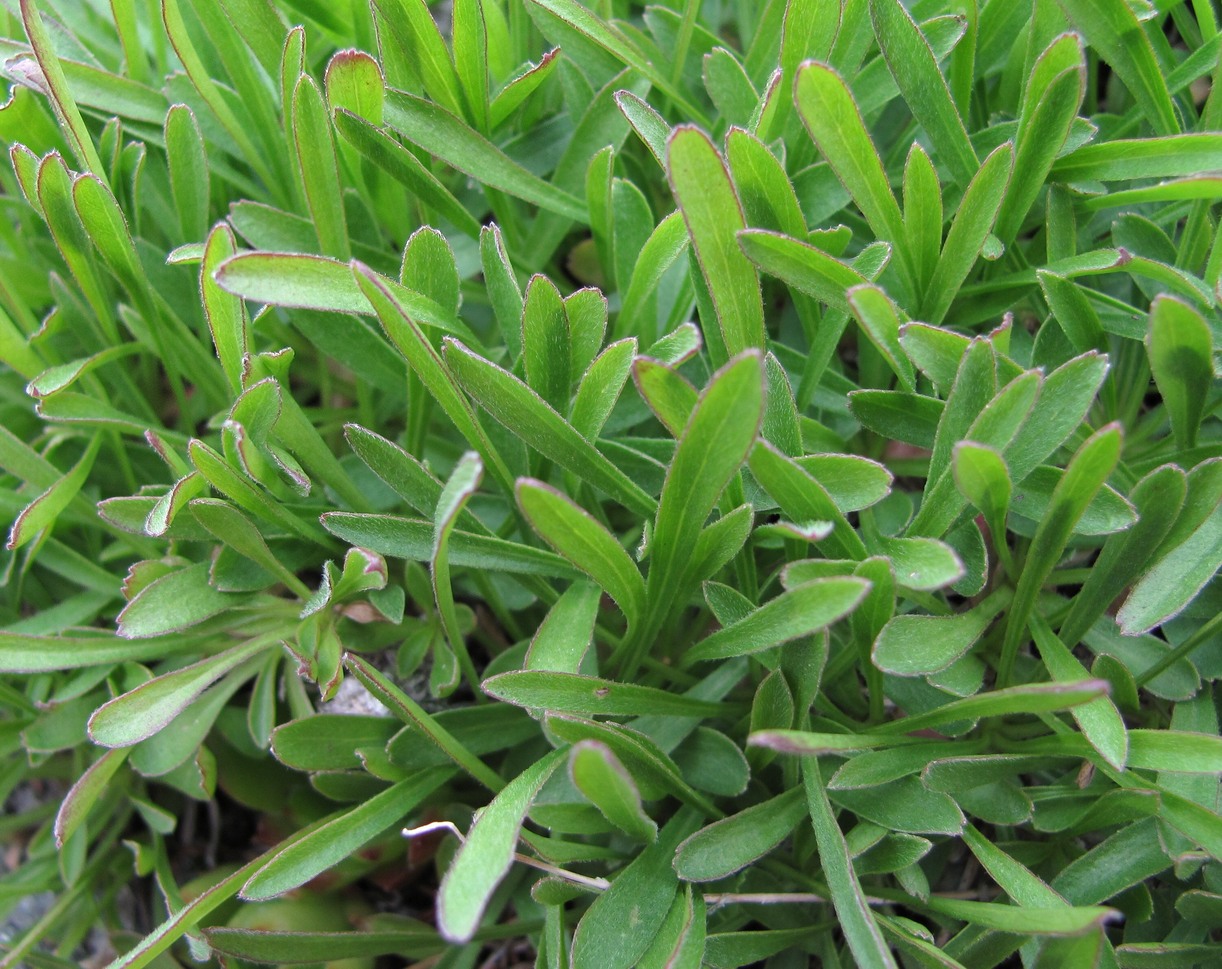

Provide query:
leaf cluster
left=0, top=0, right=1219, bottom=967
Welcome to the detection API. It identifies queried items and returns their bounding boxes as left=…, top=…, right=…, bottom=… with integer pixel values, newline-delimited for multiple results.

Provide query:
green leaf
left=384, top=88, right=586, bottom=220
left=353, top=266, right=515, bottom=495
left=921, top=142, right=1013, bottom=324
left=375, top=0, right=464, bottom=114
left=482, top=671, right=731, bottom=718
left=442, top=338, right=654, bottom=515
left=673, top=787, right=806, bottom=882
left=322, top=512, right=578, bottom=578
left=191, top=499, right=312, bottom=599
left=847, top=284, right=915, bottom=391
left=802, top=759, right=900, bottom=969
left=452, top=0, right=490, bottom=131
left=995, top=35, right=1085, bottom=243
left=1011, top=466, right=1137, bottom=536
left=873, top=590, right=1009, bottom=677
left=438, top=748, right=565, bottom=942
left=432, top=453, right=484, bottom=694
left=1051, top=133, right=1222, bottom=181
left=633, top=351, right=765, bottom=669
left=638, top=885, right=706, bottom=969
left=345, top=653, right=505, bottom=792
left=525, top=0, right=705, bottom=121
left=325, top=49, right=385, bottom=125
left=19, top=0, right=108, bottom=178
left=1055, top=0, right=1180, bottom=134
left=1004, top=351, right=1109, bottom=484
left=402, top=226, right=460, bottom=318
left=1030, top=614, right=1128, bottom=771
left=870, top=0, right=979, bottom=188
left=903, top=143, right=943, bottom=295
left=115, top=561, right=246, bottom=640
left=242, top=770, right=451, bottom=900
left=738, top=228, right=871, bottom=314
left=164, top=103, right=209, bottom=241
left=7, top=436, right=99, bottom=551
left=271, top=715, right=400, bottom=772
left=88, top=635, right=272, bottom=747
left=516, top=479, right=645, bottom=624
left=570, top=810, right=700, bottom=969
left=750, top=441, right=867, bottom=559
left=618, top=212, right=690, bottom=345
left=686, top=577, right=870, bottom=663
left=293, top=74, right=350, bottom=259
left=569, top=740, right=657, bottom=842
left=1146, top=294, right=1214, bottom=451
left=883, top=680, right=1111, bottom=736
left=953, top=442, right=1011, bottom=560
left=54, top=747, right=129, bottom=848
left=1117, top=502, right=1222, bottom=635
left=849, top=389, right=944, bottom=448
left=615, top=90, right=671, bottom=169
left=334, top=108, right=483, bottom=238
left=521, top=274, right=571, bottom=411
left=571, top=337, right=636, bottom=440
left=490, top=48, right=560, bottom=128
left=1060, top=463, right=1186, bottom=647
left=200, top=225, right=250, bottom=395
left=344, top=424, right=446, bottom=518
left=794, top=61, right=904, bottom=248
left=1000, top=425, right=1125, bottom=685
left=667, top=125, right=764, bottom=361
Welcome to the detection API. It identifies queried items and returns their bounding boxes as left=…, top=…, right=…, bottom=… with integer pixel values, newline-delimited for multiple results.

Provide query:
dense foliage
left=0, top=0, right=1220, bottom=966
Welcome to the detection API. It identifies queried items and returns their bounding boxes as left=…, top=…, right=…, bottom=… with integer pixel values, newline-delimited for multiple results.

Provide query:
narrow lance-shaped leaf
left=1000, top=424, right=1125, bottom=686
left=190, top=498, right=313, bottom=599
left=870, top=0, right=979, bottom=188
left=1059, top=463, right=1186, bottom=646
left=516, top=479, right=645, bottom=625
left=922, top=142, right=1013, bottom=325
left=1146, top=294, right=1213, bottom=451
left=353, top=265, right=516, bottom=496
left=1030, top=613, right=1128, bottom=770
left=673, top=787, right=807, bottom=882
left=165, top=103, right=209, bottom=241
left=384, top=88, right=586, bottom=220
left=802, top=759, right=900, bottom=968
left=847, top=284, right=915, bottom=390
left=995, top=35, right=1085, bottom=244
left=432, top=453, right=484, bottom=693
left=667, top=126, right=764, bottom=363
left=792, top=61, right=911, bottom=294
left=903, top=143, right=942, bottom=295
left=571, top=337, right=636, bottom=440
left=89, top=635, right=274, bottom=747
left=627, top=351, right=765, bottom=671
left=482, top=671, right=732, bottom=719
left=54, top=747, right=130, bottom=848
left=442, top=338, right=655, bottom=516
left=569, top=740, right=657, bottom=842
left=7, top=435, right=99, bottom=551
left=1055, top=0, right=1180, bottom=135
left=201, top=224, right=249, bottom=394
left=242, top=770, right=451, bottom=900
left=686, top=578, right=870, bottom=663
left=20, top=0, right=108, bottom=178
left=570, top=810, right=701, bottom=969
left=1117, top=501, right=1222, bottom=636
left=526, top=582, right=600, bottom=673
left=438, top=748, right=566, bottom=942
left=738, top=228, right=873, bottom=314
